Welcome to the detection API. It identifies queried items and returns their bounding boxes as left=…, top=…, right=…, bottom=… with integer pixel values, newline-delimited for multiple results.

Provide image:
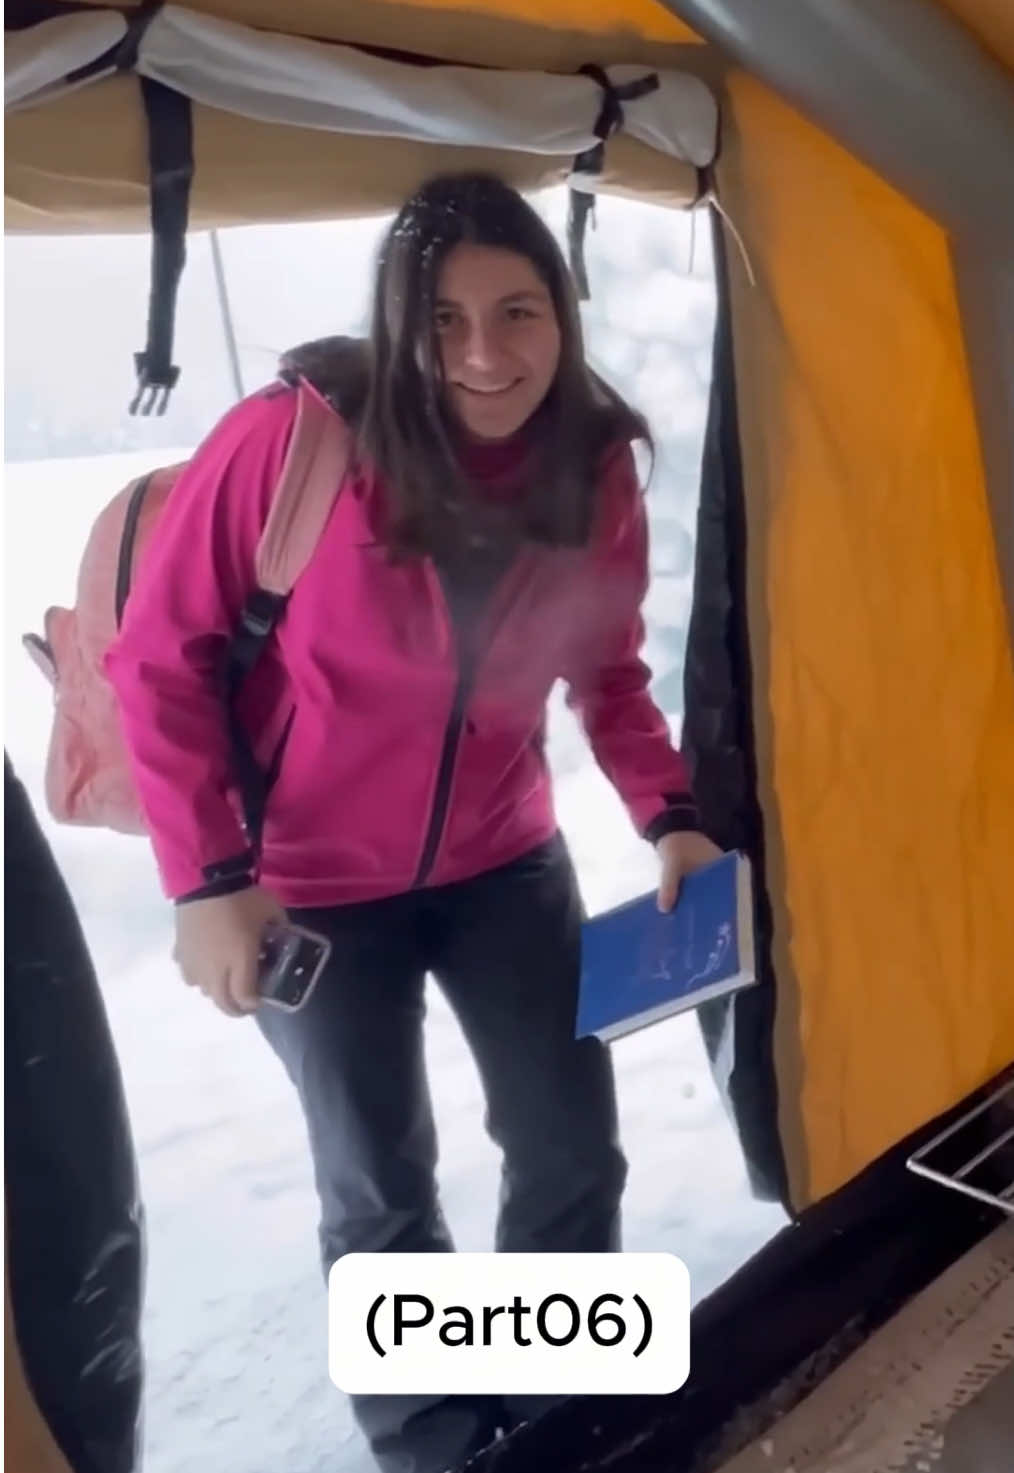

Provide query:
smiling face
left=434, top=244, right=562, bottom=443
left=362, top=173, right=647, bottom=560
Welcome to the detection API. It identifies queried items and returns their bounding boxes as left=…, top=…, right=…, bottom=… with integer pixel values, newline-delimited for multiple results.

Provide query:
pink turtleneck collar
left=454, top=425, right=534, bottom=502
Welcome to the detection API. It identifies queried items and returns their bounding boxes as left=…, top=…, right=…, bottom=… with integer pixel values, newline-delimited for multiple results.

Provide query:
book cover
left=576, top=851, right=756, bottom=1043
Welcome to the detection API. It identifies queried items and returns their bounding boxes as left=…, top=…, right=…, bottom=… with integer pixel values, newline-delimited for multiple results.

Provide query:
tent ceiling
left=187, top=0, right=702, bottom=52
left=10, top=0, right=703, bottom=70
left=4, top=3, right=713, bottom=232
left=6, top=9, right=717, bottom=164
left=7, top=1, right=1010, bottom=239
left=3, top=76, right=704, bottom=234
left=32, top=0, right=1012, bottom=71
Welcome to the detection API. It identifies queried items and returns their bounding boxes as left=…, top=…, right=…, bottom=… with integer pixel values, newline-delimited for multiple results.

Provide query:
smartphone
left=257, top=921, right=331, bottom=1012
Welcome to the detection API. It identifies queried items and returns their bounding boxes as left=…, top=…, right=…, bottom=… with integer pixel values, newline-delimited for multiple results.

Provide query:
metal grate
left=907, top=1075, right=1014, bottom=1215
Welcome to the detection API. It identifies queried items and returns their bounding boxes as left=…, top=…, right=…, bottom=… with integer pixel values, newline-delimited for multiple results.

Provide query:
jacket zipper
left=411, top=642, right=478, bottom=889
left=411, top=550, right=530, bottom=889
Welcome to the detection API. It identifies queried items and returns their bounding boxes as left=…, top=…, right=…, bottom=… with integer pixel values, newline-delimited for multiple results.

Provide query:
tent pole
left=660, top=0, right=1014, bottom=241
left=210, top=229, right=244, bottom=402
left=663, top=0, right=1014, bottom=645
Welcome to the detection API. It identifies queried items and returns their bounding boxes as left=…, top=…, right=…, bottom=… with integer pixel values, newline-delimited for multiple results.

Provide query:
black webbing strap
left=568, top=64, right=660, bottom=300
left=222, top=590, right=290, bottom=854
left=58, top=3, right=190, bottom=415
left=129, top=75, right=193, bottom=416
left=115, top=0, right=166, bottom=72
left=114, top=473, right=156, bottom=628
left=566, top=190, right=597, bottom=303
left=61, top=0, right=165, bottom=87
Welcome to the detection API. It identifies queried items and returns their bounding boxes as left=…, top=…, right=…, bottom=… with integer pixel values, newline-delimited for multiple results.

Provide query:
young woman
left=107, top=173, right=720, bottom=1472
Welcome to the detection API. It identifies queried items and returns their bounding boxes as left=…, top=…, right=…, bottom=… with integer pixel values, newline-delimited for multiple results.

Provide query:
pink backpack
left=23, top=380, right=351, bottom=837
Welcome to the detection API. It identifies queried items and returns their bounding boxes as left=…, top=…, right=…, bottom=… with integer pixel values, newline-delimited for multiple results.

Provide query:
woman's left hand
left=656, top=830, right=725, bottom=913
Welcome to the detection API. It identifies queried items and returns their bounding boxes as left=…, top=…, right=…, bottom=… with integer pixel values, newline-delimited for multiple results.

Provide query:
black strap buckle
left=568, top=64, right=661, bottom=300
left=129, top=355, right=180, bottom=417
left=128, top=75, right=193, bottom=417
left=221, top=589, right=290, bottom=853
left=239, top=591, right=288, bottom=642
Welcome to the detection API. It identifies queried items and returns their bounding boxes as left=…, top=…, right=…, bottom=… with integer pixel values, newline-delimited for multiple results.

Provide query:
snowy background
left=4, top=193, right=785, bottom=1472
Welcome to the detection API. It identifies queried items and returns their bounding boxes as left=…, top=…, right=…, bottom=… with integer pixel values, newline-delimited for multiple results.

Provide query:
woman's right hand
left=173, top=886, right=288, bottom=1018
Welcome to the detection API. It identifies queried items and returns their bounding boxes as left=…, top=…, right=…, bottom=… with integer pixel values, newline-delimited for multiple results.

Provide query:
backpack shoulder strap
left=224, top=380, right=353, bottom=857
left=254, top=378, right=352, bottom=596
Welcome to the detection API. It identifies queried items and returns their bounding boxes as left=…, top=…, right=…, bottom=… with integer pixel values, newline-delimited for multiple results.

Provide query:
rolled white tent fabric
left=4, top=11, right=126, bottom=111
left=140, top=7, right=601, bottom=154
left=136, top=7, right=718, bottom=167
left=5, top=4, right=718, bottom=173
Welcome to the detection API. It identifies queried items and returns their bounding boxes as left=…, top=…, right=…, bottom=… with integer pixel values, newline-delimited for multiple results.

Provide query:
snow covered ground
left=4, top=449, right=785, bottom=1473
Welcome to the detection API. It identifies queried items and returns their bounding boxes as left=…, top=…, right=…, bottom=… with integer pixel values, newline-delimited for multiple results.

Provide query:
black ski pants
left=256, top=832, right=627, bottom=1473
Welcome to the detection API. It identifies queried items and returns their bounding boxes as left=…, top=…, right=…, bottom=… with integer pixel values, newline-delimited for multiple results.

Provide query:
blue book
left=576, top=851, right=756, bottom=1042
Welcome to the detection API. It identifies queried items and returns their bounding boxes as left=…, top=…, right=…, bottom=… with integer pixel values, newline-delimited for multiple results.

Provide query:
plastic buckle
left=129, top=353, right=180, bottom=417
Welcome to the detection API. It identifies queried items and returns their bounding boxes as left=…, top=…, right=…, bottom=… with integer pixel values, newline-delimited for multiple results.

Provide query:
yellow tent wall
left=713, top=73, right=1014, bottom=1206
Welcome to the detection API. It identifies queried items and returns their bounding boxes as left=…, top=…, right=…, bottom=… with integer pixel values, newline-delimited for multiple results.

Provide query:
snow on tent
left=5, top=1, right=1014, bottom=1469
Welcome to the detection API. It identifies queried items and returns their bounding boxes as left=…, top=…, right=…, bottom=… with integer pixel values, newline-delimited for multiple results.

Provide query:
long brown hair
left=357, top=172, right=651, bottom=560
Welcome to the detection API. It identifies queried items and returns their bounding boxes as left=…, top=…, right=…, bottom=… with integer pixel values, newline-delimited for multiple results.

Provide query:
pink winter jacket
left=105, top=385, right=697, bottom=905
